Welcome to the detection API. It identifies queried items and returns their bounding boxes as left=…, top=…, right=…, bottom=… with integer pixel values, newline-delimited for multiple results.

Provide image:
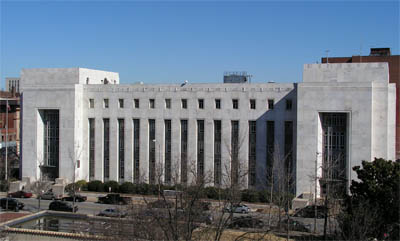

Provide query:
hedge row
left=70, top=180, right=294, bottom=204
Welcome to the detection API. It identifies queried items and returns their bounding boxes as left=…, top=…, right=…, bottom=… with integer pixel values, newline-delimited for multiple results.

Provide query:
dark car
left=293, top=205, right=326, bottom=218
left=147, top=199, right=174, bottom=209
left=228, top=216, right=264, bottom=229
left=98, top=194, right=130, bottom=205
left=62, top=194, right=87, bottom=202
left=49, top=201, right=78, bottom=212
left=0, top=198, right=24, bottom=211
left=277, top=218, right=311, bottom=232
left=8, top=191, right=33, bottom=198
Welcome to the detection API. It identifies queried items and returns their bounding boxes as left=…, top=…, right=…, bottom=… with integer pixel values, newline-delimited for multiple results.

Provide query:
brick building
left=322, top=48, right=400, bottom=160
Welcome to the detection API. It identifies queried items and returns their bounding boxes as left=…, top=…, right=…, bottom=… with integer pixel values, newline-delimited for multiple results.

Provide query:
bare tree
left=30, top=160, right=52, bottom=212
left=66, top=142, right=83, bottom=213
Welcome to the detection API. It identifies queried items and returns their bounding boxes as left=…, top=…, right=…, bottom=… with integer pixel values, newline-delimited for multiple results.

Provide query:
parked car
left=98, top=208, right=127, bottom=218
left=147, top=199, right=174, bottom=209
left=39, top=191, right=59, bottom=200
left=49, top=200, right=78, bottom=212
left=224, top=204, right=250, bottom=214
left=228, top=216, right=264, bottom=229
left=98, top=194, right=130, bottom=205
left=62, top=194, right=87, bottom=202
left=292, top=205, right=326, bottom=218
left=277, top=218, right=311, bottom=232
left=0, top=198, right=24, bottom=211
left=8, top=191, right=33, bottom=198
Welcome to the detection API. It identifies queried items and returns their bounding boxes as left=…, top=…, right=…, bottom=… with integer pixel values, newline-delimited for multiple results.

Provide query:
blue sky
left=1, top=1, right=398, bottom=88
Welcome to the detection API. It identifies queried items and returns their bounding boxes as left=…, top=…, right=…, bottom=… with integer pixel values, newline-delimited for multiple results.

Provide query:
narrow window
left=214, top=120, right=222, bottom=185
left=89, top=99, right=94, bottom=109
left=250, top=99, right=256, bottom=109
left=118, top=119, right=125, bottom=180
left=286, top=99, right=292, bottom=110
left=165, top=120, right=172, bottom=183
left=197, top=120, right=205, bottom=180
left=181, top=120, right=188, bottom=183
left=103, top=99, right=109, bottom=108
left=149, top=99, right=155, bottom=109
left=134, top=99, right=140, bottom=108
left=133, top=119, right=140, bottom=183
left=268, top=99, right=274, bottom=110
left=198, top=99, right=204, bottom=109
left=149, top=119, right=156, bottom=183
left=165, top=99, right=171, bottom=109
left=233, top=99, right=239, bottom=109
left=89, top=118, right=95, bottom=180
left=249, top=121, right=257, bottom=186
left=181, top=99, right=187, bottom=109
left=266, top=121, right=275, bottom=186
left=215, top=99, right=221, bottom=109
left=103, top=118, right=110, bottom=179
left=231, top=121, right=239, bottom=184
left=119, top=99, right=124, bottom=108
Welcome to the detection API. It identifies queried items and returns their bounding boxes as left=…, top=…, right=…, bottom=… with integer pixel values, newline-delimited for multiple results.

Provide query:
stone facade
left=20, top=63, right=396, bottom=196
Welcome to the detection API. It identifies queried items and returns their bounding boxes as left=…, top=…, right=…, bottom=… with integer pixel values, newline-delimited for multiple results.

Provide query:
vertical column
left=94, top=118, right=103, bottom=181
left=171, top=118, right=181, bottom=184
left=124, top=118, right=133, bottom=182
left=204, top=119, right=214, bottom=185
left=118, top=118, right=125, bottom=182
left=139, top=119, right=149, bottom=183
left=187, top=119, right=197, bottom=184
left=221, top=119, right=231, bottom=187
left=155, top=118, right=164, bottom=183
left=109, top=118, right=118, bottom=181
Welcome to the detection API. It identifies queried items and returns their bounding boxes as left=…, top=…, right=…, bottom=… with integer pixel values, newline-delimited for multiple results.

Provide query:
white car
left=98, top=208, right=127, bottom=218
left=224, top=204, right=250, bottom=214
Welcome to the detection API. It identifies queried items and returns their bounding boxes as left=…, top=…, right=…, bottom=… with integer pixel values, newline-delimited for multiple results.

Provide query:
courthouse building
left=20, top=62, right=396, bottom=196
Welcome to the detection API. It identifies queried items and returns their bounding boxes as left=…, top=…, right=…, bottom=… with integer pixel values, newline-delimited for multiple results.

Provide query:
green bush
left=241, top=189, right=260, bottom=203
left=136, top=183, right=150, bottom=195
left=87, top=180, right=104, bottom=192
left=0, top=180, right=8, bottom=192
left=75, top=180, right=88, bottom=191
left=204, top=186, right=220, bottom=199
left=104, top=180, right=120, bottom=193
left=258, top=190, right=271, bottom=203
left=120, top=182, right=135, bottom=194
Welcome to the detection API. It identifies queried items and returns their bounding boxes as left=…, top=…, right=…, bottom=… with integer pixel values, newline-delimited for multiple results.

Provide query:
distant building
left=5, top=77, right=20, bottom=93
left=20, top=63, right=396, bottom=197
left=322, top=48, right=400, bottom=160
left=0, top=90, right=20, bottom=179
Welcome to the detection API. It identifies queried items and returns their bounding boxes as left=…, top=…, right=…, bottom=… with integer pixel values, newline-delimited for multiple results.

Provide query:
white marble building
left=20, top=63, right=396, bottom=196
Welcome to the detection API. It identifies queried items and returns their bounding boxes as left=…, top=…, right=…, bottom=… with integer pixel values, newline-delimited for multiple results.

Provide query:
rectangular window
left=215, top=99, right=221, bottom=109
left=268, top=99, right=274, bottom=110
left=198, top=99, right=204, bottom=109
left=266, top=121, right=275, bottom=185
left=119, top=99, right=124, bottom=108
left=284, top=121, right=293, bottom=181
left=249, top=121, right=257, bottom=186
left=197, top=120, right=205, bottom=179
left=181, top=120, right=188, bottom=183
left=286, top=99, right=292, bottom=110
left=149, top=119, right=156, bottom=184
left=134, top=99, right=140, bottom=109
left=231, top=120, right=239, bottom=184
left=233, top=99, right=239, bottom=109
left=89, top=99, right=94, bottom=109
left=133, top=119, right=140, bottom=183
left=214, top=120, right=222, bottom=185
left=103, top=99, right=109, bottom=108
left=42, top=110, right=59, bottom=179
left=103, top=118, right=110, bottom=179
left=89, top=118, right=95, bottom=180
left=118, top=119, right=125, bottom=180
left=165, top=99, right=171, bottom=109
left=149, top=99, right=155, bottom=109
left=250, top=99, right=256, bottom=109
left=165, top=120, right=172, bottom=183
left=181, top=99, right=187, bottom=109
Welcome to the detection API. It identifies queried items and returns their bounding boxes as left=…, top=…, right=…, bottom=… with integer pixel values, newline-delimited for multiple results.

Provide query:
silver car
left=98, top=208, right=127, bottom=218
left=225, top=204, right=250, bottom=214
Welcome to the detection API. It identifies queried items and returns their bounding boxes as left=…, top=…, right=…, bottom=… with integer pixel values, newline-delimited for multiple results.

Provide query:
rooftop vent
left=370, top=48, right=391, bottom=56
left=223, top=71, right=249, bottom=83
